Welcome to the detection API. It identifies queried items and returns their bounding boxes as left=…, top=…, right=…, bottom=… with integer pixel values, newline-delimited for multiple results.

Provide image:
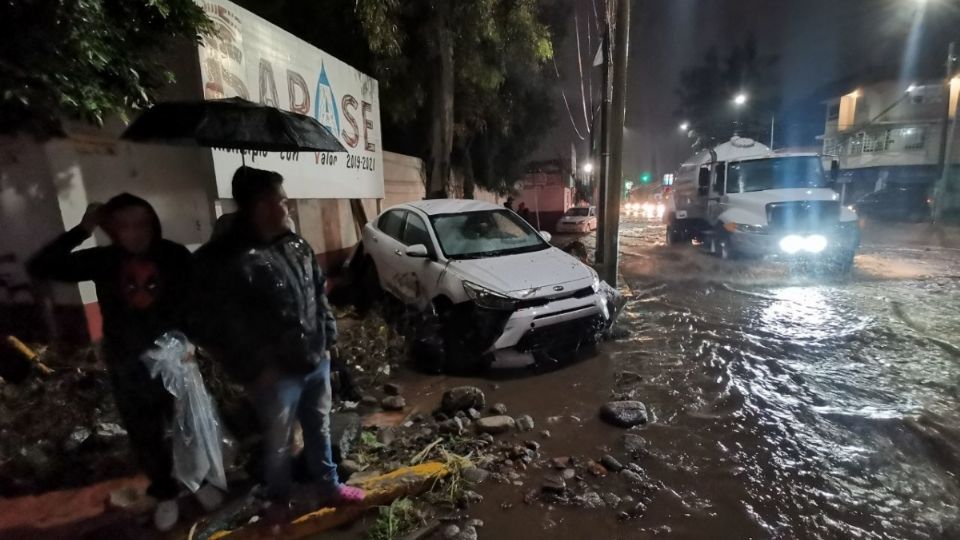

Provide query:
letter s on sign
left=340, top=95, right=359, bottom=148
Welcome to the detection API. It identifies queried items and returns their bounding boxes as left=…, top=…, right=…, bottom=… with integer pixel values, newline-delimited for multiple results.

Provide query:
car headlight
left=463, top=281, right=517, bottom=310
left=591, top=275, right=600, bottom=292
left=732, top=223, right=767, bottom=234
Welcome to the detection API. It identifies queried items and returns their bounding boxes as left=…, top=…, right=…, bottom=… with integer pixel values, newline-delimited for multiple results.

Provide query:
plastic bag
left=141, top=331, right=230, bottom=492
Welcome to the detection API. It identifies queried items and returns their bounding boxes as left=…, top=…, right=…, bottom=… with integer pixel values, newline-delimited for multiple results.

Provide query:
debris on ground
left=600, top=400, right=649, bottom=428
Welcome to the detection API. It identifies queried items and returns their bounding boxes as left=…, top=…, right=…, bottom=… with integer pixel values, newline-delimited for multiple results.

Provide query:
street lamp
left=582, top=162, right=594, bottom=174
left=679, top=121, right=690, bottom=132
left=733, top=93, right=748, bottom=106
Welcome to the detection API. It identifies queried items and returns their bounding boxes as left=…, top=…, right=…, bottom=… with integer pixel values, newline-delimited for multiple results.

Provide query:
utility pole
left=600, top=0, right=631, bottom=285
left=594, top=8, right=612, bottom=265
left=934, top=42, right=957, bottom=221
left=769, top=114, right=775, bottom=149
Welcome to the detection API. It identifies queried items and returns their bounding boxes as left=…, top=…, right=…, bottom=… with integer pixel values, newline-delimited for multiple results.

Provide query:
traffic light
left=640, top=171, right=652, bottom=184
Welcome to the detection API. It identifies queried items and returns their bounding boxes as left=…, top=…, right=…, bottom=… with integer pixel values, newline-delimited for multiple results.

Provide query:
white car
left=555, top=206, right=597, bottom=233
left=361, top=199, right=613, bottom=371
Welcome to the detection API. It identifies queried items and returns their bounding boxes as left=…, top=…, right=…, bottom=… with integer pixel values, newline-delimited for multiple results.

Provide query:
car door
left=368, top=209, right=408, bottom=297
left=396, top=211, right=446, bottom=309
left=588, top=206, right=597, bottom=230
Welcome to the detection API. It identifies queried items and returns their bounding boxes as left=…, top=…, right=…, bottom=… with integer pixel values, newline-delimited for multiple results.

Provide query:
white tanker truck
left=665, top=137, right=859, bottom=271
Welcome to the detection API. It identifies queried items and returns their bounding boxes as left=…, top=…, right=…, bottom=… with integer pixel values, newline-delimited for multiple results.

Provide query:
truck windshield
left=430, top=209, right=549, bottom=259
left=726, top=156, right=828, bottom=193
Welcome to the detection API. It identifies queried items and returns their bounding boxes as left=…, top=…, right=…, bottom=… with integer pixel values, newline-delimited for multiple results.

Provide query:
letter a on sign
left=314, top=63, right=340, bottom=135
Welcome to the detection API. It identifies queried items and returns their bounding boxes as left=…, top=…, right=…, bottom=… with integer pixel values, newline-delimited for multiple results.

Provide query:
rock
left=360, top=395, right=379, bottom=406
left=381, top=396, right=406, bottom=411
left=616, top=370, right=644, bottom=382
left=441, top=386, right=486, bottom=413
left=509, top=446, right=530, bottom=459
left=479, top=433, right=495, bottom=444
left=339, top=459, right=362, bottom=477
left=490, top=403, right=508, bottom=415
left=95, top=422, right=127, bottom=439
left=601, top=454, right=624, bottom=472
left=523, top=489, right=539, bottom=504
left=440, top=417, right=467, bottom=435
left=623, top=433, right=647, bottom=454
left=462, top=466, right=490, bottom=485
left=561, top=468, right=576, bottom=481
left=587, top=461, right=608, bottom=477
left=377, top=426, right=396, bottom=447
left=455, top=410, right=468, bottom=420
left=546, top=415, right=563, bottom=424
left=108, top=486, right=152, bottom=512
left=621, top=469, right=645, bottom=484
left=603, top=492, right=622, bottom=507
left=461, top=490, right=484, bottom=504
left=540, top=430, right=552, bottom=439
left=383, top=383, right=402, bottom=396
left=442, top=524, right=461, bottom=539
left=541, top=473, right=566, bottom=494
left=475, top=415, right=515, bottom=434
left=64, top=427, right=91, bottom=451
left=466, top=518, right=484, bottom=528
left=466, top=408, right=482, bottom=421
left=627, top=462, right=643, bottom=473
left=600, top=401, right=649, bottom=428
left=455, top=526, right=478, bottom=540
left=550, top=456, right=572, bottom=469
left=515, top=414, right=535, bottom=432
left=580, top=491, right=605, bottom=509
left=621, top=495, right=635, bottom=505
left=523, top=440, right=541, bottom=453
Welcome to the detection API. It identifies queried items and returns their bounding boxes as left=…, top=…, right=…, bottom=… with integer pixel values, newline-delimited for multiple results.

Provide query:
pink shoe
left=319, top=484, right=366, bottom=507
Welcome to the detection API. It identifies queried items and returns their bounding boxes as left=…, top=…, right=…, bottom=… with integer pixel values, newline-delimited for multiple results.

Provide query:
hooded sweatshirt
left=28, top=194, right=192, bottom=355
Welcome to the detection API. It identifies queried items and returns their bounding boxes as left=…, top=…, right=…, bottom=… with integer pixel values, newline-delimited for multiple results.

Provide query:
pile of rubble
left=0, top=346, right=135, bottom=495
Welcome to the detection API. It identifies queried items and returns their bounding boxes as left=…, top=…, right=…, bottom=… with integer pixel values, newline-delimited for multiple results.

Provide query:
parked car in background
left=852, top=186, right=932, bottom=222
left=361, top=200, right=614, bottom=372
left=555, top=205, right=597, bottom=233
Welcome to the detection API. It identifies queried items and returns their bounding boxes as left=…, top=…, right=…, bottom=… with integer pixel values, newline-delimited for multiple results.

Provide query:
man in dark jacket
left=28, top=193, right=193, bottom=530
left=193, top=167, right=365, bottom=507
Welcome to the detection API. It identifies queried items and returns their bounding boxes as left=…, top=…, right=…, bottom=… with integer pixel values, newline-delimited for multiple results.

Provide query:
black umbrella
left=121, top=97, right=346, bottom=154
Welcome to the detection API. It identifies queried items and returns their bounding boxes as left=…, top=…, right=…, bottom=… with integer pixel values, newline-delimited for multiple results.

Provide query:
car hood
left=560, top=215, right=590, bottom=223
left=447, top=247, right=596, bottom=297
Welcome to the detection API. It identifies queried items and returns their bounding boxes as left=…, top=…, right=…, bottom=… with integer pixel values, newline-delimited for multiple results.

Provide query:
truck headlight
left=463, top=281, right=517, bottom=311
left=779, top=235, right=804, bottom=254
left=732, top=223, right=767, bottom=234
left=779, top=234, right=828, bottom=254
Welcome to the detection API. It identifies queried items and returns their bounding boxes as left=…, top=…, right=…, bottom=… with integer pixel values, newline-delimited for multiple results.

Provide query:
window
left=430, top=210, right=548, bottom=259
left=726, top=156, right=829, bottom=194
left=899, top=127, right=926, bottom=150
left=402, top=213, right=432, bottom=248
left=862, top=130, right=891, bottom=153
left=713, top=162, right=726, bottom=194
left=378, top=210, right=405, bottom=240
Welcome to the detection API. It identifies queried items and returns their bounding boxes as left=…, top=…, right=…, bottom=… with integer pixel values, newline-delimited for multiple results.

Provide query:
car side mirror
left=540, top=231, right=552, bottom=243
left=405, top=244, right=430, bottom=258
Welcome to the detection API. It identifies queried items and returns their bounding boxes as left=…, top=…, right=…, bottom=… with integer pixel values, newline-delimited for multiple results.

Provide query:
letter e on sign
left=362, top=101, right=375, bottom=152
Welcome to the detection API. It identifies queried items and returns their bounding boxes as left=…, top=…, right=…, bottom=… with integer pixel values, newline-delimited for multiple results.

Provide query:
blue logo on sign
left=314, top=62, right=340, bottom=134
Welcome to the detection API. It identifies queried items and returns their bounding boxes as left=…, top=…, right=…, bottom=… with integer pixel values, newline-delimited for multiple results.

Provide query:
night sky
left=537, top=0, right=960, bottom=181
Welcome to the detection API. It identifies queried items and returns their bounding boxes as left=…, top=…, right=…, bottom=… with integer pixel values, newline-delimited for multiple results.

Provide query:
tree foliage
left=0, top=0, right=212, bottom=135
left=676, top=36, right=779, bottom=148
left=355, top=0, right=560, bottom=195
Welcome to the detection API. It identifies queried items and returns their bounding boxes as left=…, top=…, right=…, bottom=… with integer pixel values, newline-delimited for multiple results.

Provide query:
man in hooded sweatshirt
left=192, top=167, right=365, bottom=512
left=28, top=193, right=216, bottom=531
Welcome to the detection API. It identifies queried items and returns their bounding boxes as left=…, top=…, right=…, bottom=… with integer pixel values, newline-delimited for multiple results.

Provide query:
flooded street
left=447, top=217, right=960, bottom=539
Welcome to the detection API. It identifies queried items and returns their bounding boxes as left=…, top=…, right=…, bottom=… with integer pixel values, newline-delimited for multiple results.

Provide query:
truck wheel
left=715, top=229, right=736, bottom=260
left=833, top=250, right=856, bottom=274
left=666, top=219, right=684, bottom=245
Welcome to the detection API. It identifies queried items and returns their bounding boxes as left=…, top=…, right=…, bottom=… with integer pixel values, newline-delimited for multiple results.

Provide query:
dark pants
left=250, top=358, right=339, bottom=501
left=105, top=346, right=179, bottom=500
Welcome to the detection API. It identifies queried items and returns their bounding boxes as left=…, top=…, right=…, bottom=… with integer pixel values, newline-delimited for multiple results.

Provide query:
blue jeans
left=251, top=359, right=339, bottom=501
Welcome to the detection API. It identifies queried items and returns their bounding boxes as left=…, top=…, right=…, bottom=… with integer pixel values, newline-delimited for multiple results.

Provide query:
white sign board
left=196, top=0, right=384, bottom=199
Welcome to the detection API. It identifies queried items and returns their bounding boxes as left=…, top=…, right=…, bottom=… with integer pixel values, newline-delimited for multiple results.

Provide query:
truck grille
left=766, top=201, right=840, bottom=231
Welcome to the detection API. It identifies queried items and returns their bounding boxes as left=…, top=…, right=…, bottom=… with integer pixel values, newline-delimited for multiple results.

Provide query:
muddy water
left=467, top=219, right=960, bottom=539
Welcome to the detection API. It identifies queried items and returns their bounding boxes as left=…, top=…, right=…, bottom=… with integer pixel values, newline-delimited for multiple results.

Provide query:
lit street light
left=582, top=162, right=594, bottom=174
left=679, top=121, right=690, bottom=132
left=733, top=93, right=748, bottom=106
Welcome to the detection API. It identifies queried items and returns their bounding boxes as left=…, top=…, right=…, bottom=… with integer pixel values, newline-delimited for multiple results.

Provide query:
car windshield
left=430, top=209, right=549, bottom=260
left=726, top=156, right=829, bottom=193
left=565, top=207, right=590, bottom=217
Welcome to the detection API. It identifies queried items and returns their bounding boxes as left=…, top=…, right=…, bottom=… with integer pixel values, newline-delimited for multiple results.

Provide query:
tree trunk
left=461, top=140, right=476, bottom=199
left=426, top=5, right=454, bottom=198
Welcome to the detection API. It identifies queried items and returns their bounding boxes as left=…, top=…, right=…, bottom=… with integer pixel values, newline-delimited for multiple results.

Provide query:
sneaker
left=153, top=499, right=179, bottom=532
left=195, top=484, right=225, bottom=512
left=318, top=484, right=366, bottom=507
